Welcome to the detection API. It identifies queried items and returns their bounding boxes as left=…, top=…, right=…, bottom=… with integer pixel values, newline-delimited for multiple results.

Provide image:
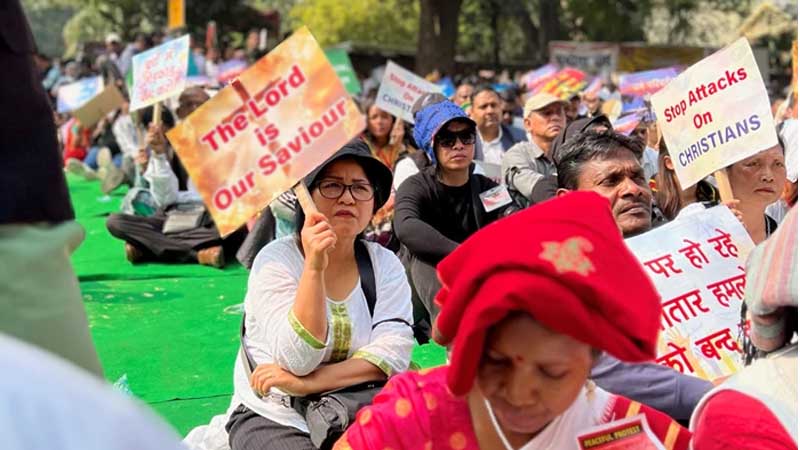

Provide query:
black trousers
left=106, top=211, right=226, bottom=263
left=226, top=405, right=316, bottom=450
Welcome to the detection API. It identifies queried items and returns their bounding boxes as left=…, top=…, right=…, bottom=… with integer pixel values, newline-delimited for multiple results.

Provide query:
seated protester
left=630, top=118, right=659, bottom=182
left=652, top=139, right=719, bottom=221
left=337, top=193, right=691, bottom=450
left=394, top=99, right=514, bottom=327
left=725, top=136, right=786, bottom=246
left=469, top=85, right=525, bottom=165
left=103, top=101, right=143, bottom=194
left=106, top=87, right=240, bottom=268
left=766, top=119, right=797, bottom=224
left=691, top=206, right=797, bottom=450
left=360, top=96, right=418, bottom=249
left=63, top=116, right=92, bottom=171
left=226, top=140, right=413, bottom=450
left=391, top=92, right=448, bottom=191
left=501, top=93, right=567, bottom=208
left=555, top=130, right=713, bottom=422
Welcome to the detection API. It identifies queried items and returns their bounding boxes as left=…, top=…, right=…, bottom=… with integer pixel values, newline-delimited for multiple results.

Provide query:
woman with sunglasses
left=225, top=140, right=414, bottom=450
left=394, top=99, right=515, bottom=337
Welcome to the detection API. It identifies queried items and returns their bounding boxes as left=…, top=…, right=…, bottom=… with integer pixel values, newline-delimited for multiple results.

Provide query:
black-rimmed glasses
left=316, top=180, right=375, bottom=201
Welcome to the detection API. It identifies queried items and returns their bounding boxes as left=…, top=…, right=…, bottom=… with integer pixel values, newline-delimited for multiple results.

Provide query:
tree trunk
left=415, top=0, right=463, bottom=76
left=538, top=0, right=563, bottom=63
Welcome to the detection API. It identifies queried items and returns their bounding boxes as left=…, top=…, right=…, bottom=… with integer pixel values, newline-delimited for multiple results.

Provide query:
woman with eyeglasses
left=393, top=99, right=515, bottom=337
left=225, top=140, right=414, bottom=450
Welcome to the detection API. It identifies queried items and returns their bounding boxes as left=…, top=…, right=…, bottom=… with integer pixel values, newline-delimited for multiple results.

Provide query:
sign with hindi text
left=375, top=60, right=443, bottom=123
left=165, top=27, right=365, bottom=236
left=651, top=38, right=777, bottom=189
left=130, top=35, right=190, bottom=110
left=626, top=206, right=755, bottom=381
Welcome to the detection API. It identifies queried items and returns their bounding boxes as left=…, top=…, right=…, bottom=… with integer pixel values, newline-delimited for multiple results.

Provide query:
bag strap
left=240, top=239, right=377, bottom=378
left=354, top=239, right=377, bottom=317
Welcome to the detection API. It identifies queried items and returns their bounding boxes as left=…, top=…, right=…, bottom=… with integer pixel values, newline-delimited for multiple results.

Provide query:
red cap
left=433, top=191, right=661, bottom=396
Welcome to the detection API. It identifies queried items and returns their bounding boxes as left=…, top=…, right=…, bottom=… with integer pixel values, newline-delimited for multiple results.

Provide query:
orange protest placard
left=166, top=27, right=365, bottom=236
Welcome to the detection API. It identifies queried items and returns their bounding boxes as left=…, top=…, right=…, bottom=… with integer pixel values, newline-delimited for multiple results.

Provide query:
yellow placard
left=166, top=27, right=365, bottom=236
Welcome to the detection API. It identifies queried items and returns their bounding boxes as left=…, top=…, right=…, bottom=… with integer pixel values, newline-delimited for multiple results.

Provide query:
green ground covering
left=68, top=173, right=446, bottom=436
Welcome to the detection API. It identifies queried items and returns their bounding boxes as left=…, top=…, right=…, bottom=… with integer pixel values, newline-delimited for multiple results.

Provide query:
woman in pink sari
left=336, top=192, right=692, bottom=450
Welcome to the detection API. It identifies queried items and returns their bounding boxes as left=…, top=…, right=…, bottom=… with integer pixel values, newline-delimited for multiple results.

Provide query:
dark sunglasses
left=435, top=129, right=477, bottom=149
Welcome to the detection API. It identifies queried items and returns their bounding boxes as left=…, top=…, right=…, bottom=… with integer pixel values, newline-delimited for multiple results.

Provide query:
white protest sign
left=626, top=206, right=755, bottom=380
left=651, top=37, right=777, bottom=189
left=375, top=60, right=443, bottom=123
left=130, top=35, right=190, bottom=111
left=56, top=76, right=103, bottom=113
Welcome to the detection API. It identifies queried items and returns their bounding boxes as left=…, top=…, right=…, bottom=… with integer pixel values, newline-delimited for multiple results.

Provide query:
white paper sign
left=626, top=206, right=755, bottom=380
left=651, top=37, right=777, bottom=189
left=130, top=35, right=190, bottom=110
left=375, top=60, right=443, bottom=123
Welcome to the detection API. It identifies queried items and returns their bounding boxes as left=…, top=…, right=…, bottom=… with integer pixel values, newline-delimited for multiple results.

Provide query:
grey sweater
left=591, top=353, right=713, bottom=421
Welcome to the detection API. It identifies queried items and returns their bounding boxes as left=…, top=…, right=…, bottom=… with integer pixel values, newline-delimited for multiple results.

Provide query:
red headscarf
left=434, top=191, right=661, bottom=396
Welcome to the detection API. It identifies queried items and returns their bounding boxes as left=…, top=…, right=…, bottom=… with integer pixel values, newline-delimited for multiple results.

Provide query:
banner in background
left=549, top=41, right=618, bottom=75
left=166, top=27, right=365, bottom=236
left=651, top=37, right=776, bottom=189
left=375, top=60, right=443, bottom=123
left=522, top=63, right=559, bottom=92
left=619, top=67, right=680, bottom=97
left=626, top=206, right=755, bottom=381
left=130, top=35, right=190, bottom=110
left=535, top=67, right=588, bottom=99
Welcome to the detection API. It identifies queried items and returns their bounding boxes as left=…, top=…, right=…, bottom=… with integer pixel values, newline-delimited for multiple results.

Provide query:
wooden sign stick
left=153, top=101, right=162, bottom=126
left=228, top=79, right=320, bottom=216
left=713, top=170, right=735, bottom=203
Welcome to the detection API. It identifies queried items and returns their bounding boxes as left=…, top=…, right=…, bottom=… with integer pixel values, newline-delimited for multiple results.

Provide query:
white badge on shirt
left=479, top=185, right=513, bottom=213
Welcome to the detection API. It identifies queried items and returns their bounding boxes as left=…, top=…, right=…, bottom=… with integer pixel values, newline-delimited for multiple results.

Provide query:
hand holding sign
left=651, top=38, right=777, bottom=190
left=166, top=27, right=365, bottom=236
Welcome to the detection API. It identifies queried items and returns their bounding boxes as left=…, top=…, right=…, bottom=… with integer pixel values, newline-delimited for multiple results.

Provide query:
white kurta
left=230, top=236, right=414, bottom=432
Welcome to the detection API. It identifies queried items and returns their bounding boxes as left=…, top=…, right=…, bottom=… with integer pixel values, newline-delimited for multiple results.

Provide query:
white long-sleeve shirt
left=111, top=114, right=139, bottom=158
left=143, top=152, right=202, bottom=208
left=230, top=236, right=414, bottom=432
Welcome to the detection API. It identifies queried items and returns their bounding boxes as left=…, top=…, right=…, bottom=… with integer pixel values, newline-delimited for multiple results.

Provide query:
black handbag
left=239, top=239, right=396, bottom=449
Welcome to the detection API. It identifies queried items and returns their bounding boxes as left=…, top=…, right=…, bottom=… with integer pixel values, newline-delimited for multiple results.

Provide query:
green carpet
left=68, top=173, right=446, bottom=436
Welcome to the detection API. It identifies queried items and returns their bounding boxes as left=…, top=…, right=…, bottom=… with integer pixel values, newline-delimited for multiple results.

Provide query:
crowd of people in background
left=10, top=7, right=799, bottom=449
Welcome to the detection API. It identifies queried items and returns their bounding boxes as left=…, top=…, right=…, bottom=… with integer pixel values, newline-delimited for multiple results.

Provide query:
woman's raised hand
left=301, top=211, right=337, bottom=272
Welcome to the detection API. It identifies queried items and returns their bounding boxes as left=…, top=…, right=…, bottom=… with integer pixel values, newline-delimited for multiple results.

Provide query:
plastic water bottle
left=113, top=374, right=132, bottom=396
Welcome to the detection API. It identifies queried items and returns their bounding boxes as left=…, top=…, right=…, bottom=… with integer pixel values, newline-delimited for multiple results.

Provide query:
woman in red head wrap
left=335, top=192, right=691, bottom=450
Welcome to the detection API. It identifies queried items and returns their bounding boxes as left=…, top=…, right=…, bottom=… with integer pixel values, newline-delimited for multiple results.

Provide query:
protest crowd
left=3, top=0, right=799, bottom=449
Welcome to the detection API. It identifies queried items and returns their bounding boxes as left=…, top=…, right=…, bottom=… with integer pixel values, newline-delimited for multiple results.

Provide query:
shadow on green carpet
left=68, top=172, right=447, bottom=436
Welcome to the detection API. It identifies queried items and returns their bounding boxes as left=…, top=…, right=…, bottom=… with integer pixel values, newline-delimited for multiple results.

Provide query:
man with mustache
left=502, top=93, right=567, bottom=208
left=469, top=86, right=525, bottom=165
left=555, top=129, right=713, bottom=423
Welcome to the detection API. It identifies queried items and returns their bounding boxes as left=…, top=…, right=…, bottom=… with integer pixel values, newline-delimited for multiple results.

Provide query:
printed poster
left=651, top=37, right=776, bottom=189
left=375, top=60, right=443, bottom=123
left=166, top=27, right=365, bottom=236
left=626, top=206, right=755, bottom=380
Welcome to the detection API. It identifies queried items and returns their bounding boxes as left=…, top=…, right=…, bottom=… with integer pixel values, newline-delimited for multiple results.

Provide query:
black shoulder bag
left=239, top=239, right=390, bottom=449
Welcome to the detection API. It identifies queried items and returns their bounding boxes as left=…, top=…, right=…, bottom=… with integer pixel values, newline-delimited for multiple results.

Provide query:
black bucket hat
left=303, top=138, right=393, bottom=211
